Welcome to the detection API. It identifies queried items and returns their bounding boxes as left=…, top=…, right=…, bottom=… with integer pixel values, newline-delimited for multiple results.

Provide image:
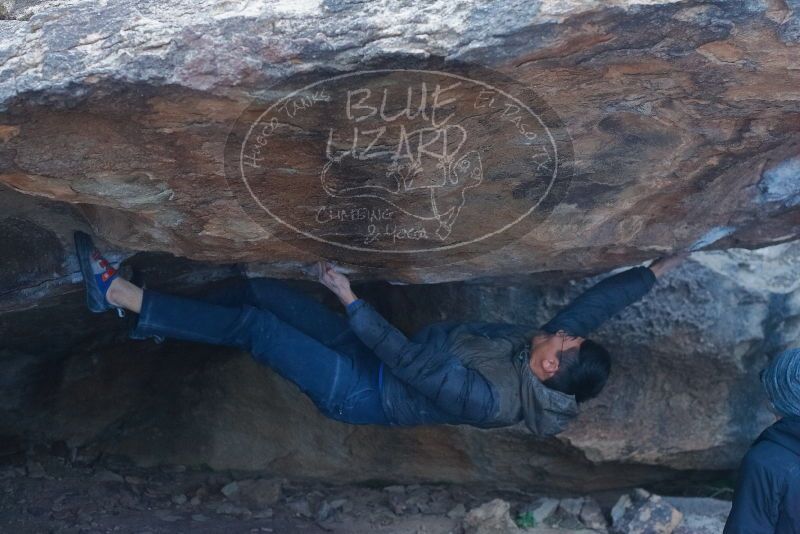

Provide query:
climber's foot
left=74, top=231, right=122, bottom=314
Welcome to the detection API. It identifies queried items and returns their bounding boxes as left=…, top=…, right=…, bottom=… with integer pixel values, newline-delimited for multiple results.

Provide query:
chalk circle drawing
left=223, top=59, right=574, bottom=267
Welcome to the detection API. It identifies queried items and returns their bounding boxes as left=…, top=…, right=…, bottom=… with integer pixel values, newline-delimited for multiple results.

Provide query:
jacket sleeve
left=541, top=266, right=656, bottom=338
left=724, top=451, right=780, bottom=534
left=346, top=299, right=496, bottom=423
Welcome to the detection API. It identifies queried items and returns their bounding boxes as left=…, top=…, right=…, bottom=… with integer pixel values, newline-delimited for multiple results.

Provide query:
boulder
left=2, top=0, right=800, bottom=495
left=0, top=0, right=799, bottom=282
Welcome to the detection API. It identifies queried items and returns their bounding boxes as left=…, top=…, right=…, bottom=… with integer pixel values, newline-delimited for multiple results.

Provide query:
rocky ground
left=0, top=446, right=732, bottom=534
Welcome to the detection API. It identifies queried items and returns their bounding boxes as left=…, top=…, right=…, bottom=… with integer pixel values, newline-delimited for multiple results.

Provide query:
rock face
left=2, top=0, right=800, bottom=493
left=1, top=0, right=799, bottom=281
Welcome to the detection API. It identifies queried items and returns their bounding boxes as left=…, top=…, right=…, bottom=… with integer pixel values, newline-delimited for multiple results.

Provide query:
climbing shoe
left=74, top=231, right=123, bottom=315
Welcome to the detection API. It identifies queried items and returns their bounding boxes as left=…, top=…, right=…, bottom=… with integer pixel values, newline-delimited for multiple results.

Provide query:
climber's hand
left=649, top=252, right=690, bottom=278
left=318, top=261, right=358, bottom=307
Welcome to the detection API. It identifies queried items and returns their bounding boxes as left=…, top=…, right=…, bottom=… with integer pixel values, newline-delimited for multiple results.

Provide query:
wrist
left=340, top=290, right=358, bottom=306
left=648, top=262, right=662, bottom=278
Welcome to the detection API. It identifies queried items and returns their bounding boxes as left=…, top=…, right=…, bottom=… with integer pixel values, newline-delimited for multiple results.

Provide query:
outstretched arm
left=318, top=261, right=496, bottom=423
left=541, top=253, right=687, bottom=338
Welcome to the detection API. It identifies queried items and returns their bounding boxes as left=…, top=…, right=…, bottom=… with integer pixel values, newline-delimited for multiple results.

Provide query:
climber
left=724, top=348, right=800, bottom=533
left=74, top=231, right=685, bottom=436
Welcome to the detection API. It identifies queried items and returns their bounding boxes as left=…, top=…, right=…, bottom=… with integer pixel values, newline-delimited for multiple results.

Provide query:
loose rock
left=235, top=478, right=283, bottom=508
left=611, top=489, right=683, bottom=534
left=463, top=499, right=521, bottom=534
left=93, top=469, right=123, bottom=483
left=220, top=481, right=240, bottom=499
left=288, top=498, right=313, bottom=518
left=559, top=497, right=584, bottom=518
left=579, top=497, right=609, bottom=531
left=25, top=462, right=46, bottom=479
left=447, top=503, right=467, bottom=519
left=523, top=497, right=560, bottom=525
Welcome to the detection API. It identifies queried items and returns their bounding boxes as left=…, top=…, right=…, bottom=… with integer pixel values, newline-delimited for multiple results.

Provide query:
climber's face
left=529, top=331, right=584, bottom=381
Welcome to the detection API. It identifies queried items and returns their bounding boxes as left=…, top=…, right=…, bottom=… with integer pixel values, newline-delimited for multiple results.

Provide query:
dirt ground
left=0, top=449, right=561, bottom=533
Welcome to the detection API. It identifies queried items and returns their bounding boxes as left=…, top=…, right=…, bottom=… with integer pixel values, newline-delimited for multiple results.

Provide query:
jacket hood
left=758, top=415, right=800, bottom=457
left=515, top=345, right=579, bottom=437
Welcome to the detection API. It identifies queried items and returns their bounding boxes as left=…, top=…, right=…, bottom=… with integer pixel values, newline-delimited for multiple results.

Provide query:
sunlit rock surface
left=1, top=0, right=799, bottom=281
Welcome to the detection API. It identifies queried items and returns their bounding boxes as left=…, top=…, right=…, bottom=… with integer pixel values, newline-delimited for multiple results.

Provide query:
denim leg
left=245, top=278, right=351, bottom=345
left=196, top=277, right=352, bottom=347
left=131, top=288, right=388, bottom=424
left=193, top=277, right=252, bottom=308
left=331, top=347, right=388, bottom=424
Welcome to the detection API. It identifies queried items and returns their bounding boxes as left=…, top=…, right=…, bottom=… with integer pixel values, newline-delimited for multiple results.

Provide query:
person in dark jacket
left=724, top=348, right=800, bottom=533
left=74, top=231, right=685, bottom=436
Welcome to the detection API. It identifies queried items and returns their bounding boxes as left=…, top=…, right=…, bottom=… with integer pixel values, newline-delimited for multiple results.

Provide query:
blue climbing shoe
left=74, top=231, right=121, bottom=314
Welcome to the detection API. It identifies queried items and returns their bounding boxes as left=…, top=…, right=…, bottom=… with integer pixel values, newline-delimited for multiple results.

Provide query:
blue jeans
left=130, top=277, right=390, bottom=425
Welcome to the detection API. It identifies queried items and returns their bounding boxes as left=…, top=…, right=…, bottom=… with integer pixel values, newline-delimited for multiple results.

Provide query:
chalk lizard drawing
left=320, top=128, right=484, bottom=240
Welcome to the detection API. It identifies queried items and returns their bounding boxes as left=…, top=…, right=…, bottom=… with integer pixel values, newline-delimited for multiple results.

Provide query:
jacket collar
left=515, top=345, right=579, bottom=437
left=757, top=415, right=800, bottom=457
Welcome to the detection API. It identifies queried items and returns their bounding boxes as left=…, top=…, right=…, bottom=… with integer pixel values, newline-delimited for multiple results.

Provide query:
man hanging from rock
left=724, top=348, right=800, bottom=533
left=74, top=231, right=685, bottom=436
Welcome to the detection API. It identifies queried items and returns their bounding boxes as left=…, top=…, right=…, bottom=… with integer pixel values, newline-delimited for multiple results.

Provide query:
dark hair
left=543, top=339, right=611, bottom=403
